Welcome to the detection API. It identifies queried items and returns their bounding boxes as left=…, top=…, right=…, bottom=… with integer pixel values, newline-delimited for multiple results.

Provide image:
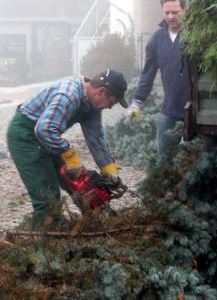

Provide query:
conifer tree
left=181, top=0, right=217, bottom=86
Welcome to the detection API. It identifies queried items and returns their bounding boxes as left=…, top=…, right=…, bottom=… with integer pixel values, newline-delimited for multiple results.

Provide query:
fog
left=0, top=0, right=162, bottom=87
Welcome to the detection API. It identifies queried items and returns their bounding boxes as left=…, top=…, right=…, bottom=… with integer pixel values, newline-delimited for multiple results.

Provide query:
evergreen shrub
left=181, top=0, right=217, bottom=87
left=80, top=33, right=137, bottom=81
left=106, top=80, right=163, bottom=168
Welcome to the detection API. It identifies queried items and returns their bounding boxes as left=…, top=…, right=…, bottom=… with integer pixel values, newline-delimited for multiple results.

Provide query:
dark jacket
left=134, top=20, right=189, bottom=119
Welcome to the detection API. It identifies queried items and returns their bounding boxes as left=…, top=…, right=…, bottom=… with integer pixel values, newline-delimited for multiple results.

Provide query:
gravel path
left=0, top=84, right=144, bottom=233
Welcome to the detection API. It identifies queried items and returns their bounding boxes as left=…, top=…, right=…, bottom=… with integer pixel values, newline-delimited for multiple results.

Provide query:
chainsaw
left=5, top=167, right=140, bottom=240
left=59, top=165, right=127, bottom=214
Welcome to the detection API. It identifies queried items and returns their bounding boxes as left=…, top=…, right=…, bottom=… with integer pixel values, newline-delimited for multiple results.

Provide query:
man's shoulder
left=152, top=26, right=165, bottom=39
left=147, top=27, right=165, bottom=48
left=59, top=77, right=80, bottom=86
left=58, top=78, right=83, bottom=92
left=150, top=19, right=168, bottom=39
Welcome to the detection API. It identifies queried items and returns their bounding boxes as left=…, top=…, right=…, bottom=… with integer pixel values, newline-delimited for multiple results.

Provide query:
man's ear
left=97, top=86, right=106, bottom=96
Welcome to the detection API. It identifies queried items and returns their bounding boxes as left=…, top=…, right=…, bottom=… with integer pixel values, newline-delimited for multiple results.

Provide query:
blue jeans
left=156, top=112, right=183, bottom=159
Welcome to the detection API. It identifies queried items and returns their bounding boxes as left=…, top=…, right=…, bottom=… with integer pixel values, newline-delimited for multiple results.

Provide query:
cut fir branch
left=182, top=0, right=217, bottom=86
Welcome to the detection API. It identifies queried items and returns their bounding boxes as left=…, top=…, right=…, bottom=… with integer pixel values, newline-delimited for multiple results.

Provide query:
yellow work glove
left=126, top=106, right=142, bottom=122
left=101, top=163, right=120, bottom=185
left=61, top=147, right=84, bottom=178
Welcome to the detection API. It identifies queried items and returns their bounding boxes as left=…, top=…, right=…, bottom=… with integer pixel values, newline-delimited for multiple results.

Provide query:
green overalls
left=7, top=111, right=63, bottom=229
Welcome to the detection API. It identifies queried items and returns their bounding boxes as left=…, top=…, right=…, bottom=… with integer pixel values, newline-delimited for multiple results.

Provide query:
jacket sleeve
left=80, top=111, right=114, bottom=169
left=134, top=34, right=159, bottom=102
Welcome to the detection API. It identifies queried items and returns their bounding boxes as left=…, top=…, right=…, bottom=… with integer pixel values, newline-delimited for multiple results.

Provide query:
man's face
left=163, top=0, right=185, bottom=32
left=90, top=87, right=118, bottom=110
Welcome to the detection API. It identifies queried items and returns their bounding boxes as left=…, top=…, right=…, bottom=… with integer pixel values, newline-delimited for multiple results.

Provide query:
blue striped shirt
left=18, top=77, right=114, bottom=168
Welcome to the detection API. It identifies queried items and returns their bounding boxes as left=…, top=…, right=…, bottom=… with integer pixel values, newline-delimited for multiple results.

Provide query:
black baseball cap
left=92, top=69, right=128, bottom=108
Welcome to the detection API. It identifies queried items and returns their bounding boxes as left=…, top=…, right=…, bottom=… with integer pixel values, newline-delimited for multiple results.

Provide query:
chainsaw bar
left=85, top=170, right=128, bottom=200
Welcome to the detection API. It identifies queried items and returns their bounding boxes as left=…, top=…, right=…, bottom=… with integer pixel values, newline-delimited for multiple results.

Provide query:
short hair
left=88, top=77, right=114, bottom=97
left=160, top=0, right=187, bottom=9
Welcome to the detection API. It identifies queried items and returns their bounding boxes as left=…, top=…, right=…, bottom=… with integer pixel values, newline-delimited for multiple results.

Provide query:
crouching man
left=7, top=69, right=128, bottom=229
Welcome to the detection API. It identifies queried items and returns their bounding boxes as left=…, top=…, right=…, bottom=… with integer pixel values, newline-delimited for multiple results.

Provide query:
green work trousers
left=7, top=111, right=62, bottom=229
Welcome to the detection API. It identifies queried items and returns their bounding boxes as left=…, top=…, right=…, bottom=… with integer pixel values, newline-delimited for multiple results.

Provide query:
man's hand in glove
left=126, top=100, right=144, bottom=122
left=61, top=147, right=85, bottom=178
left=126, top=106, right=142, bottom=122
left=101, top=163, right=122, bottom=186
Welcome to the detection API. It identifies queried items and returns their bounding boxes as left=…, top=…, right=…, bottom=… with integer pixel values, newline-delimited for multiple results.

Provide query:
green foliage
left=3, top=155, right=217, bottom=299
left=106, top=85, right=217, bottom=296
left=2, top=141, right=217, bottom=300
left=148, top=267, right=217, bottom=300
left=181, top=0, right=217, bottom=86
left=85, top=261, right=130, bottom=300
left=80, top=33, right=137, bottom=81
left=6, top=243, right=34, bottom=274
left=137, top=138, right=217, bottom=289
left=106, top=85, right=162, bottom=168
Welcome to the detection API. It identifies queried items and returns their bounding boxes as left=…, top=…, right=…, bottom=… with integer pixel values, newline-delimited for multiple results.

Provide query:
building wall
left=0, top=0, right=110, bottom=85
left=0, top=0, right=94, bottom=18
left=133, top=0, right=163, bottom=69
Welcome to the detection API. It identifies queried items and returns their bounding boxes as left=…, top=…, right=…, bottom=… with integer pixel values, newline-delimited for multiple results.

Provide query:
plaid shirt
left=18, top=77, right=113, bottom=168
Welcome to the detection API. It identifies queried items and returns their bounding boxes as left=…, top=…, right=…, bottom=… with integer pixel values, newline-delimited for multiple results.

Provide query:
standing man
left=7, top=69, right=128, bottom=229
left=128, top=0, right=189, bottom=158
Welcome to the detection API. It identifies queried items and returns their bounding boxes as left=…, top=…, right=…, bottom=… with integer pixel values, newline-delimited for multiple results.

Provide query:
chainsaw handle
left=108, top=183, right=128, bottom=199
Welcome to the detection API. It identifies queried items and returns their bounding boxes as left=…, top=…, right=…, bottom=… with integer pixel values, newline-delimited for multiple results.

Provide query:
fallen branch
left=7, top=225, right=158, bottom=239
left=0, top=238, right=13, bottom=248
